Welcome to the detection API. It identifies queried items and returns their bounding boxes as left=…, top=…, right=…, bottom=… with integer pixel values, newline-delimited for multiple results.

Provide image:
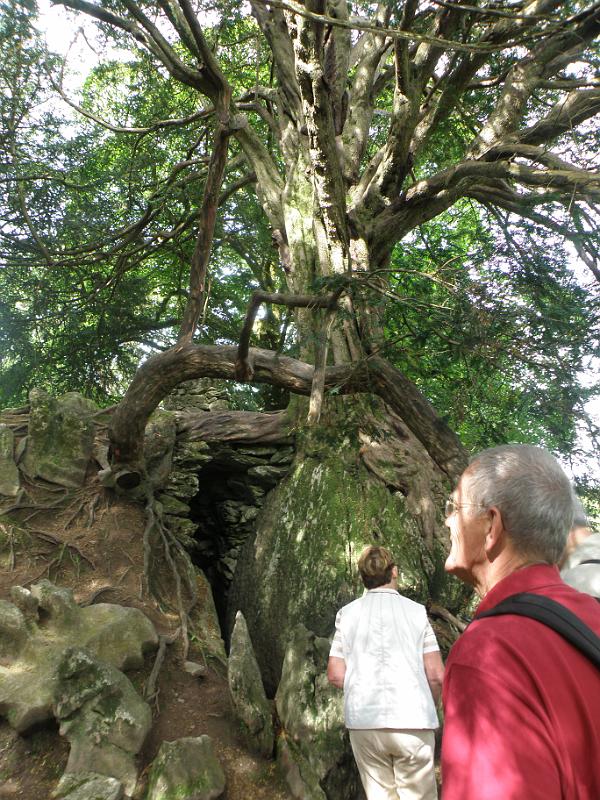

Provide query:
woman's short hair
left=358, top=545, right=395, bottom=589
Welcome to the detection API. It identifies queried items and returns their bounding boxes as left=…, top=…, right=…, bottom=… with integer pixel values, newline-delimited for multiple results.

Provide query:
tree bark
left=108, top=342, right=466, bottom=482
left=174, top=409, right=293, bottom=444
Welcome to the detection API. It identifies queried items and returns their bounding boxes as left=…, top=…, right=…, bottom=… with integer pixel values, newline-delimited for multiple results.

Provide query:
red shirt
left=441, top=564, right=600, bottom=800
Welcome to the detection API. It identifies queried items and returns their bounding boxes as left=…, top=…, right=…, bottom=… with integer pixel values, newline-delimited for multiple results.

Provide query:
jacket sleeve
left=329, top=608, right=344, bottom=659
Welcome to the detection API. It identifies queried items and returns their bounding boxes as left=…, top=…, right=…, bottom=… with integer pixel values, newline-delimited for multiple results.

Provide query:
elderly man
left=441, top=444, right=600, bottom=800
left=327, top=545, right=444, bottom=800
left=560, top=497, right=600, bottom=597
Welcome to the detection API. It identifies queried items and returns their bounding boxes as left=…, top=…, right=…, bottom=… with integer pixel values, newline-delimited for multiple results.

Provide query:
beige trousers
left=349, top=728, right=437, bottom=800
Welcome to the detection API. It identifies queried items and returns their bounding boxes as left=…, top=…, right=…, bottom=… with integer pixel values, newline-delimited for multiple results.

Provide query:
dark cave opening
left=185, top=444, right=293, bottom=644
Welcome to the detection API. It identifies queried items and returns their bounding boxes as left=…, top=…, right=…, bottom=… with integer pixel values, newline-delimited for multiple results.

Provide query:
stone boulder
left=228, top=611, right=274, bottom=757
left=55, top=649, right=152, bottom=796
left=52, top=771, right=124, bottom=800
left=0, top=598, right=28, bottom=662
left=21, top=389, right=97, bottom=488
left=227, top=396, right=454, bottom=695
left=144, top=411, right=177, bottom=489
left=0, top=581, right=157, bottom=733
left=162, top=378, right=230, bottom=413
left=275, top=624, right=363, bottom=800
left=0, top=424, right=20, bottom=496
left=145, top=736, right=226, bottom=800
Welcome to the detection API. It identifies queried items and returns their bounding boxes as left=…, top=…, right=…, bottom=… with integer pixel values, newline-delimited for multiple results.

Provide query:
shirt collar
left=475, top=563, right=562, bottom=616
left=366, top=587, right=398, bottom=595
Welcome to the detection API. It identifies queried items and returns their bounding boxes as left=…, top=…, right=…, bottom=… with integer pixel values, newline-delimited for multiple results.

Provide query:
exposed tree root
left=58, top=487, right=106, bottom=530
left=1, top=522, right=16, bottom=571
left=142, top=488, right=198, bottom=660
left=61, top=501, right=87, bottom=529
left=0, top=489, right=28, bottom=515
left=24, top=481, right=69, bottom=494
left=144, top=629, right=180, bottom=712
left=108, top=343, right=468, bottom=485
left=79, top=585, right=118, bottom=606
left=0, top=410, right=29, bottom=435
left=26, top=557, right=61, bottom=585
left=21, top=507, right=63, bottom=524
left=27, top=528, right=96, bottom=569
left=1, top=495, right=69, bottom=522
left=429, top=602, right=468, bottom=632
left=86, top=493, right=101, bottom=527
left=2, top=481, right=106, bottom=538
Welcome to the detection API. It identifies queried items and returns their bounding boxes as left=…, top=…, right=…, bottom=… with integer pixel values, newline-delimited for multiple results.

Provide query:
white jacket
left=330, top=588, right=440, bottom=730
left=561, top=532, right=600, bottom=598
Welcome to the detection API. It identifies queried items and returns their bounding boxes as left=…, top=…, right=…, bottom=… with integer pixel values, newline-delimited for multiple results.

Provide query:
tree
left=5, top=0, right=600, bottom=681
left=27, top=0, right=596, bottom=484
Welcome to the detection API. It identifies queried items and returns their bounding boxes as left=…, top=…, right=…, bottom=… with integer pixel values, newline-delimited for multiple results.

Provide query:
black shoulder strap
left=578, top=559, right=600, bottom=566
left=477, top=592, right=600, bottom=669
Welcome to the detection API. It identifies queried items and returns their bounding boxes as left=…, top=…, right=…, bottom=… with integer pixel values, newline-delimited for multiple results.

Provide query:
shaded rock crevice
left=161, top=440, right=294, bottom=637
left=158, top=381, right=296, bottom=639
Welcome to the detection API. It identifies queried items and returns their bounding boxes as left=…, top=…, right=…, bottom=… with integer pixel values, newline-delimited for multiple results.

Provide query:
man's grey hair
left=465, top=444, right=575, bottom=564
left=572, top=496, right=589, bottom=529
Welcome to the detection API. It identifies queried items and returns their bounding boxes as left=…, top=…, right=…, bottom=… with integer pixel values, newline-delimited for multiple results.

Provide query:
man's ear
left=484, top=506, right=505, bottom=559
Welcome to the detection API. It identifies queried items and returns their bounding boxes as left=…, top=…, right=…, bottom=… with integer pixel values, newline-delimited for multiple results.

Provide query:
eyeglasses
left=444, top=498, right=484, bottom=517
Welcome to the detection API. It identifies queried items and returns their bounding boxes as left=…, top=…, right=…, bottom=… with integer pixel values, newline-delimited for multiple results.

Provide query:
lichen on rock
left=144, top=410, right=177, bottom=490
left=52, top=771, right=124, bottom=800
left=275, top=624, right=361, bottom=800
left=228, top=611, right=274, bottom=757
left=56, top=649, right=152, bottom=796
left=0, top=579, right=157, bottom=794
left=0, top=424, right=20, bottom=497
left=0, top=580, right=158, bottom=733
left=145, top=736, right=226, bottom=800
left=21, top=389, right=98, bottom=488
left=228, top=396, right=448, bottom=694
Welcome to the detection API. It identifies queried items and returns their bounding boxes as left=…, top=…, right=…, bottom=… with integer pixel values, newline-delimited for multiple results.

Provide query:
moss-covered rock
left=0, top=600, right=28, bottom=662
left=157, top=495, right=191, bottom=516
left=145, top=736, right=225, bottom=800
left=80, top=603, right=159, bottom=670
left=0, top=581, right=157, bottom=734
left=30, top=581, right=80, bottom=628
left=228, top=611, right=274, bottom=757
left=188, top=571, right=227, bottom=671
left=56, top=649, right=152, bottom=796
left=0, top=424, right=20, bottom=497
left=52, top=771, right=124, bottom=800
left=275, top=624, right=361, bottom=800
left=21, top=389, right=97, bottom=488
left=144, top=411, right=177, bottom=489
left=228, top=396, right=453, bottom=694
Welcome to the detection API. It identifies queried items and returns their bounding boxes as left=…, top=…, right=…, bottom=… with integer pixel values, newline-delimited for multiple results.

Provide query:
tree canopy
left=2, top=0, right=599, bottom=491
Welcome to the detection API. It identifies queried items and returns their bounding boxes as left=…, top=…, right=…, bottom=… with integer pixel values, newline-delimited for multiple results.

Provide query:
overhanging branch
left=177, top=95, right=244, bottom=342
left=234, top=288, right=345, bottom=381
left=251, top=0, right=540, bottom=53
left=108, top=343, right=467, bottom=484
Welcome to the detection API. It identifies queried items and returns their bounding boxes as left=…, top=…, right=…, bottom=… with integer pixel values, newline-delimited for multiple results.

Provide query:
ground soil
left=0, top=475, right=292, bottom=800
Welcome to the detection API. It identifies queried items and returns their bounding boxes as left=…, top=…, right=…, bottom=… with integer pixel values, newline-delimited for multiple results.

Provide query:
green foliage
left=0, top=0, right=598, bottom=487
left=379, top=202, right=599, bottom=463
left=0, top=3, right=291, bottom=406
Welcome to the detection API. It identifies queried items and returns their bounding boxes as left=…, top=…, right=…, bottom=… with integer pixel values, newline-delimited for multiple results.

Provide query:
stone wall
left=158, top=380, right=295, bottom=632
